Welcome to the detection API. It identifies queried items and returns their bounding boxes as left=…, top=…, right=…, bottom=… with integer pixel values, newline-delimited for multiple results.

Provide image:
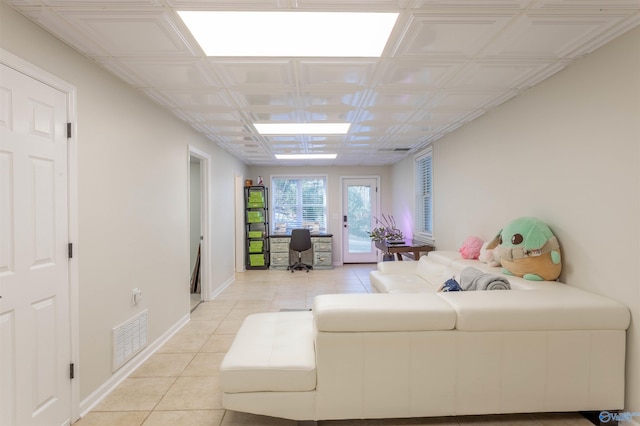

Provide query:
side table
left=374, top=240, right=435, bottom=261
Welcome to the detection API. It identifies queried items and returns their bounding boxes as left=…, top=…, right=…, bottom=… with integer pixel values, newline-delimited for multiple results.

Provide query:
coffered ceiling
left=6, top=0, right=640, bottom=166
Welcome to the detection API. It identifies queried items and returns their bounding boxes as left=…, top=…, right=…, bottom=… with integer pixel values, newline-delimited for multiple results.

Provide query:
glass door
left=341, top=177, right=379, bottom=263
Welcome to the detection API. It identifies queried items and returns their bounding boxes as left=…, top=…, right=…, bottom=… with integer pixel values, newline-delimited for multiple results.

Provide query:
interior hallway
left=74, top=264, right=593, bottom=426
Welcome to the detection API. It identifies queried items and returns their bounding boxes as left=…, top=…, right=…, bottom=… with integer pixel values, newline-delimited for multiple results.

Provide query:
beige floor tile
left=155, top=376, right=222, bottom=410
left=200, top=334, right=235, bottom=353
left=220, top=411, right=297, bottom=425
left=224, top=308, right=270, bottom=321
left=191, top=308, right=231, bottom=321
left=177, top=319, right=222, bottom=335
left=94, top=378, right=175, bottom=411
left=214, top=319, right=245, bottom=335
left=142, top=409, right=224, bottom=426
left=130, top=353, right=195, bottom=378
left=182, top=352, right=224, bottom=377
left=323, top=417, right=460, bottom=425
left=73, top=411, right=149, bottom=426
left=156, top=333, right=210, bottom=353
left=533, top=412, right=594, bottom=425
left=456, top=414, right=537, bottom=425
left=199, top=299, right=237, bottom=311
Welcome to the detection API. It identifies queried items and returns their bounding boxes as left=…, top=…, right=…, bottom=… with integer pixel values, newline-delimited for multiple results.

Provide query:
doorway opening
left=188, top=147, right=211, bottom=311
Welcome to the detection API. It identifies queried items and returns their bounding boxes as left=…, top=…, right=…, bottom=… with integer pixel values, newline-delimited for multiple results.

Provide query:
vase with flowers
left=369, top=214, right=404, bottom=244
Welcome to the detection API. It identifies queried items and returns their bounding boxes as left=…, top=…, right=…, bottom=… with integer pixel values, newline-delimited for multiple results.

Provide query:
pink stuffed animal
left=459, top=236, right=484, bottom=260
left=478, top=235, right=501, bottom=267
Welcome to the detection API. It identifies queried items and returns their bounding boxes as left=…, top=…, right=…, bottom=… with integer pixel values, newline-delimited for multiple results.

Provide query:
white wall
left=0, top=2, right=246, bottom=402
left=247, top=166, right=393, bottom=263
left=393, top=26, right=640, bottom=414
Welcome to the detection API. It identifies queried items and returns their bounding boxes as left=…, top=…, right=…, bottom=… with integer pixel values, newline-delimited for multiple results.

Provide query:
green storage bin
left=249, top=241, right=263, bottom=253
left=248, top=230, right=263, bottom=239
left=248, top=191, right=264, bottom=201
left=247, top=211, right=263, bottom=223
left=249, top=254, right=265, bottom=266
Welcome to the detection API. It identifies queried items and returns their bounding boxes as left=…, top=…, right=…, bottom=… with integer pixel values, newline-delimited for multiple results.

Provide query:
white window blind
left=271, top=176, right=327, bottom=233
left=415, top=149, right=433, bottom=238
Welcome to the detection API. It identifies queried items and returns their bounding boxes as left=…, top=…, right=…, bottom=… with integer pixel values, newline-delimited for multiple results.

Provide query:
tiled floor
left=74, top=265, right=593, bottom=426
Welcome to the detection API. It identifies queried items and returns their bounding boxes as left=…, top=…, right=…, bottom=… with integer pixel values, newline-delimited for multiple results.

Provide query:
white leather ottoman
left=220, top=311, right=316, bottom=393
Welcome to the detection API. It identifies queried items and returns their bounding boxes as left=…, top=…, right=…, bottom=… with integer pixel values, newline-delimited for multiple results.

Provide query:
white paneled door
left=342, top=177, right=379, bottom=263
left=0, top=64, right=71, bottom=426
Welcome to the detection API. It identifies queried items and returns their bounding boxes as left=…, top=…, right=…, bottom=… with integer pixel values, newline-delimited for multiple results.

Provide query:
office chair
left=288, top=229, right=313, bottom=273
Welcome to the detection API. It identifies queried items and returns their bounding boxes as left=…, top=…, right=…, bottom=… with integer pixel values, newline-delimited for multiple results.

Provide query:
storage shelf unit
left=245, top=186, right=269, bottom=269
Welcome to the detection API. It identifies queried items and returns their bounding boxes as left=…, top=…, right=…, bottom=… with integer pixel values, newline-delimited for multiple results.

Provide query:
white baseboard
left=209, top=275, right=234, bottom=300
left=78, top=313, right=190, bottom=417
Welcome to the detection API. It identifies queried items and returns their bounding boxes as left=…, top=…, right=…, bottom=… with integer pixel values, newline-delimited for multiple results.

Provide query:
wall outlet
left=132, top=288, right=142, bottom=305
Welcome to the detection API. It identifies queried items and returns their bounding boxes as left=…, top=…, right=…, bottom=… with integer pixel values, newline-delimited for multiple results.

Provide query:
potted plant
left=369, top=214, right=404, bottom=243
left=369, top=215, right=403, bottom=261
left=370, top=215, right=404, bottom=260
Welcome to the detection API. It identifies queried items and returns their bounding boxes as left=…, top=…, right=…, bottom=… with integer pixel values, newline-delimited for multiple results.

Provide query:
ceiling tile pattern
left=7, top=0, right=640, bottom=165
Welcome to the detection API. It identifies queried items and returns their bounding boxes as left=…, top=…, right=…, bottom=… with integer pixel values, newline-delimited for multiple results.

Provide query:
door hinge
left=68, top=243, right=73, bottom=259
left=70, top=363, right=75, bottom=380
left=67, top=123, right=72, bottom=139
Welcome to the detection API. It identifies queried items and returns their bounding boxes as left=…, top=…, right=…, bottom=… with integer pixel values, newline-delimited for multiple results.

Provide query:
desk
left=375, top=241, right=435, bottom=261
left=269, top=234, right=333, bottom=270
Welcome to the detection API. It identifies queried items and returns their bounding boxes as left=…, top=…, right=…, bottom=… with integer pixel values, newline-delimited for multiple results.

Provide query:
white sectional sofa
left=370, top=250, right=564, bottom=293
left=220, top=251, right=631, bottom=423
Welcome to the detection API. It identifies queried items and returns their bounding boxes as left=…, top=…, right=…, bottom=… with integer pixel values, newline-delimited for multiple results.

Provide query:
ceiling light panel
left=275, top=154, right=338, bottom=160
left=255, top=122, right=351, bottom=134
left=178, top=11, right=399, bottom=57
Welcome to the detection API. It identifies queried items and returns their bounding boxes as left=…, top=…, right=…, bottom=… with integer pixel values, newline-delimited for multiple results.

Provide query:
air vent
left=378, top=148, right=411, bottom=152
left=112, top=310, right=148, bottom=372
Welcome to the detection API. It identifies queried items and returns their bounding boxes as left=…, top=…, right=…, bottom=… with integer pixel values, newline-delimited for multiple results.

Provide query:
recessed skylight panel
left=275, top=154, right=337, bottom=160
left=178, top=11, right=398, bottom=57
left=255, top=123, right=350, bottom=135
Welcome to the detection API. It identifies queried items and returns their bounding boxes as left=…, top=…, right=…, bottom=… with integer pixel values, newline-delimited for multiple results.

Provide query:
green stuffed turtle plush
left=498, top=217, right=562, bottom=281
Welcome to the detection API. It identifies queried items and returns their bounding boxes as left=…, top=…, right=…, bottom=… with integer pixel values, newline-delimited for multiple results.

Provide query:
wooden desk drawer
left=270, top=242, right=289, bottom=253
left=270, top=237, right=290, bottom=244
left=270, top=252, right=289, bottom=266
left=314, top=252, right=332, bottom=267
left=313, top=241, right=332, bottom=252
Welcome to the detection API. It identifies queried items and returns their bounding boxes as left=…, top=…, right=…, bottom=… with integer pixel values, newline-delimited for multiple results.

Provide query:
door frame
left=1, top=48, right=80, bottom=422
left=187, top=146, right=211, bottom=301
left=340, top=175, right=381, bottom=263
left=234, top=175, right=245, bottom=273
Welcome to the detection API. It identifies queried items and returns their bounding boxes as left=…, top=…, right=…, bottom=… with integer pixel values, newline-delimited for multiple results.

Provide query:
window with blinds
left=415, top=149, right=433, bottom=238
left=271, top=176, right=327, bottom=233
